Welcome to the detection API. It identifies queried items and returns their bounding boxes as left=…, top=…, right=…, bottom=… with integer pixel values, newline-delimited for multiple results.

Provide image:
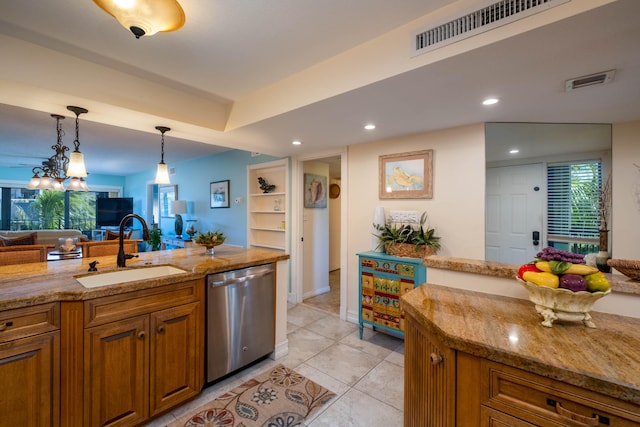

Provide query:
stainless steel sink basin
left=76, top=265, right=187, bottom=288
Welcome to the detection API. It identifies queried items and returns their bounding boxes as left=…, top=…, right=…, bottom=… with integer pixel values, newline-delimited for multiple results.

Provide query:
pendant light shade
left=65, top=106, right=89, bottom=179
left=94, top=0, right=185, bottom=39
left=155, top=126, right=171, bottom=184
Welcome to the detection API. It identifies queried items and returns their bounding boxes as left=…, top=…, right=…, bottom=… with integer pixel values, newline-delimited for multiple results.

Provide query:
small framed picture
left=210, top=180, right=230, bottom=208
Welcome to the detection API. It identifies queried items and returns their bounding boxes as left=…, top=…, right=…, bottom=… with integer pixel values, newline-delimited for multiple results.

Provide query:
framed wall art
left=159, top=185, right=178, bottom=218
left=379, top=149, right=433, bottom=199
left=304, top=173, right=327, bottom=208
left=210, top=180, right=230, bottom=208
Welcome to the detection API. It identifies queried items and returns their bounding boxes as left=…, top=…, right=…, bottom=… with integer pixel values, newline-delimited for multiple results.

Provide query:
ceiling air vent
left=565, top=70, right=616, bottom=91
left=412, top=0, right=570, bottom=57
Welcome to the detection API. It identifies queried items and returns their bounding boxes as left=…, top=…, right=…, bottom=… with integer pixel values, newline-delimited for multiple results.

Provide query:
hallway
left=304, top=269, right=340, bottom=315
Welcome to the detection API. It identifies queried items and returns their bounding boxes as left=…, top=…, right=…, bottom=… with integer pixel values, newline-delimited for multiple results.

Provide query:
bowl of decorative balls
left=194, top=231, right=226, bottom=255
left=516, top=247, right=611, bottom=328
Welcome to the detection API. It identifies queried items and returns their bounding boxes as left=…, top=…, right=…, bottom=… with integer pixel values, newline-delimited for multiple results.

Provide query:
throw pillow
left=105, top=230, right=132, bottom=240
left=0, top=232, right=38, bottom=246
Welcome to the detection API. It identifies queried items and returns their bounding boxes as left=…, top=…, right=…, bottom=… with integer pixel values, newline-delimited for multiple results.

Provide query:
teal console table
left=357, top=251, right=426, bottom=339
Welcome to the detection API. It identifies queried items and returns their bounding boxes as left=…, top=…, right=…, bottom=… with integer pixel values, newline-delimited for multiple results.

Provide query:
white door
left=486, top=164, right=544, bottom=264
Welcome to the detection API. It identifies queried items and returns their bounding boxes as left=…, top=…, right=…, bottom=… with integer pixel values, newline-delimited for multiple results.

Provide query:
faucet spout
left=117, top=213, right=150, bottom=268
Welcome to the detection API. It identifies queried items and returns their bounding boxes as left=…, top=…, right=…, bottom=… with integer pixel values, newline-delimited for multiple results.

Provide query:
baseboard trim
left=270, top=339, right=289, bottom=360
left=302, top=286, right=330, bottom=299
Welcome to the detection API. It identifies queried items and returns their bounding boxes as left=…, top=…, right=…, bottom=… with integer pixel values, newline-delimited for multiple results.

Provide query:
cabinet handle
left=429, top=353, right=443, bottom=365
left=137, top=331, right=146, bottom=340
left=550, top=400, right=600, bottom=427
left=157, top=325, right=165, bottom=333
left=0, top=321, right=14, bottom=332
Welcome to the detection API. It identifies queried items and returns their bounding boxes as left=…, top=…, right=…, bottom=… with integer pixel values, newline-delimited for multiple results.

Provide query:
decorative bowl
left=607, top=259, right=640, bottom=281
left=516, top=279, right=610, bottom=328
left=195, top=239, right=225, bottom=255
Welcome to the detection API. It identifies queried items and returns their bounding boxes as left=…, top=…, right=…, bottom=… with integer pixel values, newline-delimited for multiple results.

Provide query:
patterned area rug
left=170, top=365, right=335, bottom=427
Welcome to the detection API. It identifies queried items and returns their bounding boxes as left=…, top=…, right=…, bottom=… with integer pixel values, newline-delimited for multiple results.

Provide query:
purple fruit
left=559, top=274, right=587, bottom=292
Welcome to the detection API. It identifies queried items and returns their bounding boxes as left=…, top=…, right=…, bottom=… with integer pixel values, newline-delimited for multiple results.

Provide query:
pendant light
left=155, top=126, right=171, bottom=184
left=65, top=106, right=89, bottom=178
left=93, top=0, right=185, bottom=39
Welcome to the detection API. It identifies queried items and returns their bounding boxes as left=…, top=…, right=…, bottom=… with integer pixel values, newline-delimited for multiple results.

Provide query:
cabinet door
left=84, top=316, right=148, bottom=427
left=0, top=332, right=60, bottom=427
left=149, top=302, right=202, bottom=416
left=404, top=319, right=456, bottom=427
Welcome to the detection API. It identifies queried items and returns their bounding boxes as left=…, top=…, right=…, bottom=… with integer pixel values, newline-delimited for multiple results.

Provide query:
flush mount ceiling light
left=292, top=140, right=302, bottom=146
left=364, top=124, right=376, bottom=130
left=26, top=108, right=90, bottom=192
left=94, top=0, right=185, bottom=39
left=155, top=126, right=171, bottom=184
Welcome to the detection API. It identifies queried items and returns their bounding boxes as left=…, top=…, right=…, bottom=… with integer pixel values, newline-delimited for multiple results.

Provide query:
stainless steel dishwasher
left=206, top=263, right=275, bottom=383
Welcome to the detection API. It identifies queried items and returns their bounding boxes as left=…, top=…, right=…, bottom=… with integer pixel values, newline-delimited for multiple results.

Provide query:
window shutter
left=547, top=161, right=601, bottom=240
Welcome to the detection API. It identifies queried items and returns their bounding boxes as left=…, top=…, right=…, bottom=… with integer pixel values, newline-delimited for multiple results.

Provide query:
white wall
left=329, top=178, right=341, bottom=271
left=611, top=120, right=640, bottom=260
left=346, top=123, right=486, bottom=319
left=302, top=161, right=330, bottom=298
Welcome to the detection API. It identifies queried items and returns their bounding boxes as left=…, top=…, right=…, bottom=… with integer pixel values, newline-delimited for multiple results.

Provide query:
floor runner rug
left=170, top=365, right=336, bottom=427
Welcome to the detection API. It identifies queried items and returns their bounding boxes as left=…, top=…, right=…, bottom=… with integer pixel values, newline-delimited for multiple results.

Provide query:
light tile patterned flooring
left=148, top=303, right=405, bottom=426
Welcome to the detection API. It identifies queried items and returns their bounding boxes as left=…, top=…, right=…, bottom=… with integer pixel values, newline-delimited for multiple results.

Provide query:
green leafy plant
left=149, top=228, right=162, bottom=251
left=373, top=211, right=440, bottom=252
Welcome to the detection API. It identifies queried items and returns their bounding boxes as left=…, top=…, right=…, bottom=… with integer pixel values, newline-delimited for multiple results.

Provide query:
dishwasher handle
left=208, top=265, right=274, bottom=287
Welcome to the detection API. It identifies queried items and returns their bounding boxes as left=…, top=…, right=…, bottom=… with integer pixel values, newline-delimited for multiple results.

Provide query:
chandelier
left=26, top=107, right=90, bottom=192
left=93, top=0, right=185, bottom=39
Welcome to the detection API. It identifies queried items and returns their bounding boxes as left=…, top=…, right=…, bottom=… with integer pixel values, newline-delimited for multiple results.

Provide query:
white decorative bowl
left=517, top=279, right=610, bottom=328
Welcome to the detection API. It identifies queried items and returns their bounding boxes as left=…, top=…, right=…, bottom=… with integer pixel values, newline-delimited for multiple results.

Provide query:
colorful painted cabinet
left=357, top=251, right=426, bottom=339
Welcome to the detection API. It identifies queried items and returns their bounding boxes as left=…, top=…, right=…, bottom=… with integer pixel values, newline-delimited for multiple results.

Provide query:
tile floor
left=148, top=303, right=405, bottom=426
left=303, top=269, right=341, bottom=315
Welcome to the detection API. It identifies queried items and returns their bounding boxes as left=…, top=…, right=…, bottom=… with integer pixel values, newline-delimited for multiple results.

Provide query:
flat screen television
left=96, top=197, right=134, bottom=227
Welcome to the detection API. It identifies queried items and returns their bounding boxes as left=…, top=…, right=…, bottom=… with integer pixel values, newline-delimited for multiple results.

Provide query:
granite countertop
left=0, top=245, right=289, bottom=311
left=423, top=255, right=640, bottom=295
left=401, top=284, right=640, bottom=406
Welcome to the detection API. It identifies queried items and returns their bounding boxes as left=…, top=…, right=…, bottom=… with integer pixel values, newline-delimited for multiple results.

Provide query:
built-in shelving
left=247, top=159, right=288, bottom=252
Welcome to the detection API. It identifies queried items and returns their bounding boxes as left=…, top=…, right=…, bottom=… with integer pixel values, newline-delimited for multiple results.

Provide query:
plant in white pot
left=373, top=211, right=440, bottom=258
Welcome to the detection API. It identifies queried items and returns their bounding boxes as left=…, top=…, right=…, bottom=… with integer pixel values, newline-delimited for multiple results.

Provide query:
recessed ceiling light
left=509, top=149, right=519, bottom=154
left=482, top=98, right=499, bottom=106
left=292, top=140, right=302, bottom=146
left=364, top=124, right=376, bottom=130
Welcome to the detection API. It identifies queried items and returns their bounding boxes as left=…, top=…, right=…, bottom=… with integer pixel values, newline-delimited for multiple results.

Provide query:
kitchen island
left=0, top=245, right=289, bottom=427
left=401, top=283, right=640, bottom=426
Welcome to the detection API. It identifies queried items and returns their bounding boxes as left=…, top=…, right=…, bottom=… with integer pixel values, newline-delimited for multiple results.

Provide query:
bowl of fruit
left=517, top=247, right=611, bottom=328
left=194, top=231, right=226, bottom=255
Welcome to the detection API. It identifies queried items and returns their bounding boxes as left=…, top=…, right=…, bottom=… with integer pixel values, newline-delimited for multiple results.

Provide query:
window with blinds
left=547, top=161, right=602, bottom=242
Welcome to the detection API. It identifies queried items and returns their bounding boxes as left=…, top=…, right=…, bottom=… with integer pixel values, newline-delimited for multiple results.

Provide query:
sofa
left=0, top=229, right=86, bottom=247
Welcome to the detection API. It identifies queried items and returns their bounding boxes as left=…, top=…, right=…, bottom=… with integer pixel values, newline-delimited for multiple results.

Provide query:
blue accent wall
left=124, top=150, right=282, bottom=247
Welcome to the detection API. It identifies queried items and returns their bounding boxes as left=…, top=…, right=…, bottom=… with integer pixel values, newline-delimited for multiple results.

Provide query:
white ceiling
left=0, top=0, right=639, bottom=176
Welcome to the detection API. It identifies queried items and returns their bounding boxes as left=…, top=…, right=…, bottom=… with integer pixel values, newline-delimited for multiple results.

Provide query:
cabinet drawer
left=481, top=359, right=640, bottom=426
left=481, top=406, right=536, bottom=426
left=0, top=303, right=60, bottom=342
left=84, top=279, right=201, bottom=327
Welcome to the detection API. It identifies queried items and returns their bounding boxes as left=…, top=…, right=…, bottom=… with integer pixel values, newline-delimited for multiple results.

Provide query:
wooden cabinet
left=357, top=251, right=426, bottom=338
left=65, top=279, right=204, bottom=427
left=0, top=303, right=60, bottom=427
left=247, top=159, right=288, bottom=252
left=403, top=310, right=640, bottom=426
left=480, top=359, right=640, bottom=426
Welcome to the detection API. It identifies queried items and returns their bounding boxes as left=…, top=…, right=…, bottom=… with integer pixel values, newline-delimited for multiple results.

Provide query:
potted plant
left=149, top=228, right=162, bottom=251
left=373, top=211, right=440, bottom=258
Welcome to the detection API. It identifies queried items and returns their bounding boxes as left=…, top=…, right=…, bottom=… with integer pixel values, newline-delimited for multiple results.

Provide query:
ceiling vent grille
left=565, top=70, right=616, bottom=91
left=412, top=0, right=569, bottom=56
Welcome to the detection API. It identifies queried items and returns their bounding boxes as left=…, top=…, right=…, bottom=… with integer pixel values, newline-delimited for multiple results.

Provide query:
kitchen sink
left=76, top=265, right=187, bottom=288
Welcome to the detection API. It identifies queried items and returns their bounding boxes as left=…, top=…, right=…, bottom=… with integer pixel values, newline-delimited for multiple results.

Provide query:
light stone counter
left=401, top=284, right=640, bottom=406
left=423, top=255, right=640, bottom=295
left=0, top=245, right=289, bottom=311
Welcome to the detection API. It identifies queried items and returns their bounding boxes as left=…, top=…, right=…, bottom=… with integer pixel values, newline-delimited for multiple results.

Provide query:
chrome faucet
left=117, top=213, right=151, bottom=268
